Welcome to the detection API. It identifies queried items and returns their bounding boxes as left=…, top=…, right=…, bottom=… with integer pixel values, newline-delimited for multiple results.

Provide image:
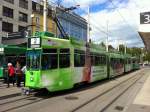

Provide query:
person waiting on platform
left=7, top=63, right=15, bottom=88
left=15, top=61, right=22, bottom=87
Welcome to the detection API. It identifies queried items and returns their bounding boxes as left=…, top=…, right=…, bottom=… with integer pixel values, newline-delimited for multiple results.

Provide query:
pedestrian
left=7, top=63, right=15, bottom=88
left=21, top=65, right=26, bottom=86
left=15, top=61, right=22, bottom=87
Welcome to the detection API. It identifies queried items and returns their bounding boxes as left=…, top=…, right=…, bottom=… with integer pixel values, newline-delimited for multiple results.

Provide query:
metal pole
left=87, top=6, right=90, bottom=43
left=43, top=0, right=47, bottom=32
left=106, top=20, right=109, bottom=52
left=117, top=39, right=120, bottom=51
left=124, top=41, right=127, bottom=54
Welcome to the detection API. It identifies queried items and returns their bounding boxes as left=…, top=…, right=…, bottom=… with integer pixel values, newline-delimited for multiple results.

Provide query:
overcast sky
left=49, top=0, right=150, bottom=48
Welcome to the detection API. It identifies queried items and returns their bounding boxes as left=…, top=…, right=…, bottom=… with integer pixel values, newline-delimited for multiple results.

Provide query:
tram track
left=99, top=73, right=144, bottom=112
left=0, top=69, right=147, bottom=112
left=0, top=89, right=52, bottom=112
left=0, top=95, right=32, bottom=106
left=0, top=94, right=45, bottom=112
left=71, top=69, right=146, bottom=112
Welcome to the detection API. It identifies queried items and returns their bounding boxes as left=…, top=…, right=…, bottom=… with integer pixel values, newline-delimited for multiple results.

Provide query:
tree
left=143, top=52, right=150, bottom=62
left=108, top=45, right=115, bottom=50
left=100, top=42, right=106, bottom=47
left=119, top=44, right=125, bottom=53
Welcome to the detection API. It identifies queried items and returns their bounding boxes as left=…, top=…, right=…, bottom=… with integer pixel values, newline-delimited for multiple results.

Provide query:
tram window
left=60, top=49, right=70, bottom=53
left=59, top=49, right=70, bottom=68
left=95, top=56, right=100, bottom=66
left=42, top=54, right=58, bottom=70
left=90, top=53, right=95, bottom=66
left=128, top=59, right=130, bottom=64
left=27, top=51, right=40, bottom=70
left=43, top=49, right=57, bottom=53
left=74, top=50, right=85, bottom=67
left=102, top=56, right=106, bottom=65
left=125, top=59, right=128, bottom=64
left=91, top=55, right=95, bottom=66
left=80, top=54, right=85, bottom=66
left=74, top=53, right=80, bottom=67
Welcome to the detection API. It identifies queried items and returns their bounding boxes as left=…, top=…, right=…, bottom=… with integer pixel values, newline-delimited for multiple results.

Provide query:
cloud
left=82, top=0, right=149, bottom=48
left=50, top=0, right=150, bottom=48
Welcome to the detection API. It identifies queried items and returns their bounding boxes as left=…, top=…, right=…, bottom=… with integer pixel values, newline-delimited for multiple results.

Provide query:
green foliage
left=119, top=44, right=125, bottom=53
left=143, top=52, right=150, bottom=62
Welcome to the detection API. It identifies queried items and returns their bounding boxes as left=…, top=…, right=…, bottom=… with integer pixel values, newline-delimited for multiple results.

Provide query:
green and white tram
left=108, top=52, right=125, bottom=77
left=26, top=32, right=108, bottom=92
left=124, top=54, right=133, bottom=73
left=132, top=57, right=140, bottom=70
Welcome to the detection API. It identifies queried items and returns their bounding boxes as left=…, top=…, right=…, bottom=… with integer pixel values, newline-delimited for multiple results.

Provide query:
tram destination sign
left=140, top=12, right=150, bottom=24
left=28, top=37, right=41, bottom=48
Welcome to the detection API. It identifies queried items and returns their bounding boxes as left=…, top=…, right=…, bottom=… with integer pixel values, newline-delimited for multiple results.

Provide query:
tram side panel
left=125, top=58, right=132, bottom=73
left=108, top=54, right=124, bottom=78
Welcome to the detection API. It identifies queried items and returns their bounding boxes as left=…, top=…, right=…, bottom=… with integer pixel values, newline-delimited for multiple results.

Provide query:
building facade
left=0, top=0, right=87, bottom=44
left=32, top=1, right=57, bottom=36
left=56, top=7, right=87, bottom=41
left=0, top=0, right=32, bottom=44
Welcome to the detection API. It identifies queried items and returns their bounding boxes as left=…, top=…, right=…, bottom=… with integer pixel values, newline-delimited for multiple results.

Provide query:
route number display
left=28, top=37, right=41, bottom=48
left=140, top=12, right=150, bottom=24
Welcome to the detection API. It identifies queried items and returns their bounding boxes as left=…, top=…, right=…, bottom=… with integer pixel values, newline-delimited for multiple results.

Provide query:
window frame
left=3, top=6, right=13, bottom=18
left=4, top=0, right=14, bottom=4
left=19, top=0, right=28, bottom=9
left=41, top=49, right=58, bottom=70
left=74, top=49, right=85, bottom=67
left=59, top=48, right=70, bottom=68
left=19, top=12, right=28, bottom=22
left=2, top=21, right=13, bottom=32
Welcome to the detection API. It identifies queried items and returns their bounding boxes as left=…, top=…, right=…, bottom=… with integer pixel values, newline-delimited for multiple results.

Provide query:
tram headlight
left=30, top=77, right=33, bottom=81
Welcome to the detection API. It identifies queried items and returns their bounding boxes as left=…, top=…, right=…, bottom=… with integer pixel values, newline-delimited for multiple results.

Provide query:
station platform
left=126, top=67, right=150, bottom=112
left=0, top=68, right=150, bottom=112
left=0, top=81, right=22, bottom=98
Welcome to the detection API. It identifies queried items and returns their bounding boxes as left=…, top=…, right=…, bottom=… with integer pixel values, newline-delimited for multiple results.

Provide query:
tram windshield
left=27, top=50, right=41, bottom=70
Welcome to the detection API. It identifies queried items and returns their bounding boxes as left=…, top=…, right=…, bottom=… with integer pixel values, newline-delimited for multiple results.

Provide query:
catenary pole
left=43, top=0, right=47, bottom=31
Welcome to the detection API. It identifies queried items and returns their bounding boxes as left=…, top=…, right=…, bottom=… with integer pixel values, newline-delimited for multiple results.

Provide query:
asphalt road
left=0, top=68, right=149, bottom=112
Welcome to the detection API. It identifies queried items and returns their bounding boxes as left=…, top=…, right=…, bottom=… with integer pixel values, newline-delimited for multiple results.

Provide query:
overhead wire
left=72, top=0, right=111, bottom=37
left=107, top=0, right=143, bottom=45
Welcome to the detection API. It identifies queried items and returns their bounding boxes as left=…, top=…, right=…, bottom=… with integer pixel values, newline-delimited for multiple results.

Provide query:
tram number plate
left=140, top=12, right=150, bottom=24
left=29, top=37, right=41, bottom=48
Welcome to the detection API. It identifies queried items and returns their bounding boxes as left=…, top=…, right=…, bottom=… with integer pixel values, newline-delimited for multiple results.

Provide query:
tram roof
left=124, top=54, right=132, bottom=58
left=108, top=52, right=125, bottom=59
left=0, top=44, right=26, bottom=54
left=33, top=31, right=106, bottom=52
